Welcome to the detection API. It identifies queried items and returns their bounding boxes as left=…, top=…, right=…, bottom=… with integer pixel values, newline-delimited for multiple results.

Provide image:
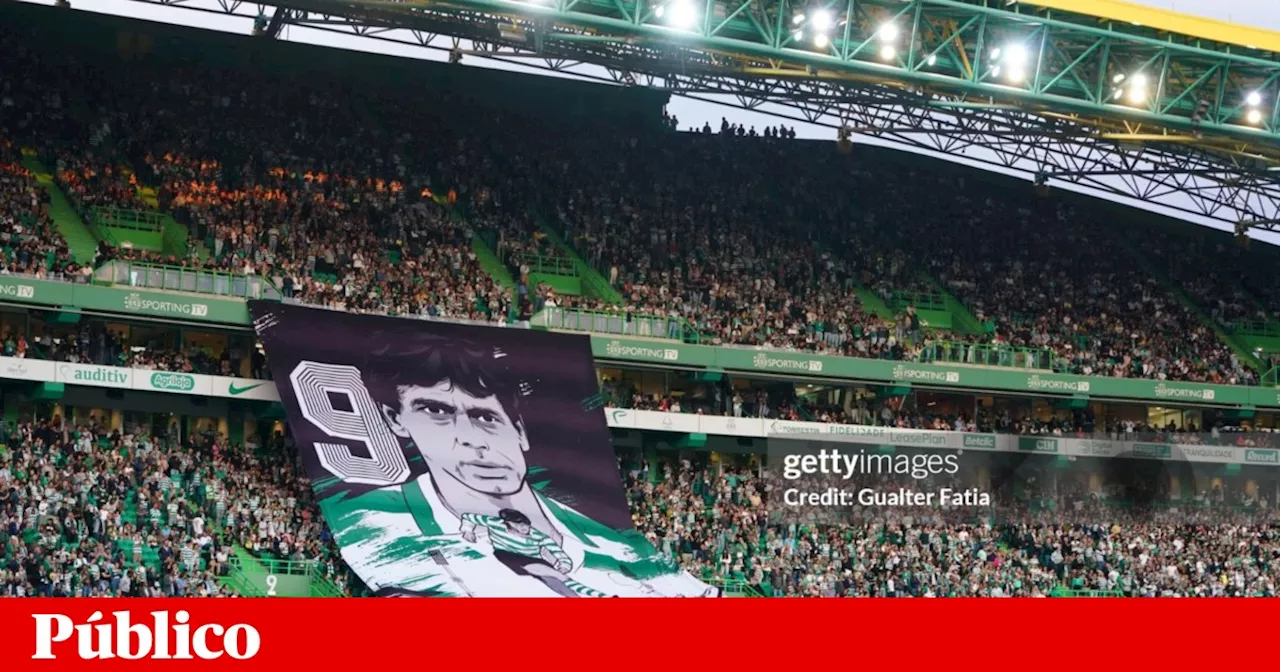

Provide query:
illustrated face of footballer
left=382, top=380, right=529, bottom=496
left=507, top=520, right=532, bottom=537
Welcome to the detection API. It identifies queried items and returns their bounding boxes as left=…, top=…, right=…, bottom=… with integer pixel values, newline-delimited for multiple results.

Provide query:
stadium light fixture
left=880, top=45, right=897, bottom=61
left=1121, top=73, right=1148, bottom=105
left=987, top=43, right=1029, bottom=84
left=927, top=54, right=937, bottom=66
left=810, top=9, right=833, bottom=32
left=1247, top=91, right=1263, bottom=107
left=1246, top=108, right=1264, bottom=125
left=1127, top=84, right=1147, bottom=105
left=814, top=33, right=830, bottom=49
left=879, top=23, right=899, bottom=43
left=666, top=0, right=698, bottom=30
left=1003, top=44, right=1027, bottom=68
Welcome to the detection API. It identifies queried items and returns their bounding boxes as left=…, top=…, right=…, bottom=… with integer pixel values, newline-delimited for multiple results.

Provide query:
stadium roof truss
left=132, top=0, right=1280, bottom=230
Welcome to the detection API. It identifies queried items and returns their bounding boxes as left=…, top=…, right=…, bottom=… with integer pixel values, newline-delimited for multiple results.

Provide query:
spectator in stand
left=1122, top=227, right=1280, bottom=326
left=0, top=419, right=357, bottom=597
left=601, top=379, right=1280, bottom=450
left=860, top=172, right=1257, bottom=385
left=0, top=139, right=78, bottom=279
left=625, top=453, right=1280, bottom=597
left=0, top=23, right=1268, bottom=384
left=53, top=149, right=150, bottom=214
left=0, top=320, right=240, bottom=377
left=7, top=6, right=1280, bottom=603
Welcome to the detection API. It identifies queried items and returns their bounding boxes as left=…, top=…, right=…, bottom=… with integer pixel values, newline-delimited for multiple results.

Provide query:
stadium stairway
left=1232, top=281, right=1275, bottom=324
left=1212, top=268, right=1280, bottom=354
left=705, top=578, right=769, bottom=597
left=855, top=286, right=897, bottom=322
left=925, top=277, right=990, bottom=336
left=1234, top=329, right=1280, bottom=359
left=218, top=570, right=266, bottom=597
left=220, top=546, right=348, bottom=597
left=309, top=573, right=347, bottom=597
left=87, top=208, right=166, bottom=253
left=471, top=233, right=516, bottom=290
left=526, top=256, right=582, bottom=297
left=1120, top=239, right=1264, bottom=372
left=160, top=213, right=199, bottom=259
left=860, top=276, right=987, bottom=336
left=219, top=549, right=269, bottom=597
left=134, top=182, right=159, bottom=210
left=231, top=546, right=265, bottom=571
left=536, top=220, right=626, bottom=305
left=126, top=168, right=209, bottom=261
left=19, top=155, right=97, bottom=265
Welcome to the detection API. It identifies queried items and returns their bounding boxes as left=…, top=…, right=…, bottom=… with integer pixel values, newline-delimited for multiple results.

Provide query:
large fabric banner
left=249, top=302, right=716, bottom=597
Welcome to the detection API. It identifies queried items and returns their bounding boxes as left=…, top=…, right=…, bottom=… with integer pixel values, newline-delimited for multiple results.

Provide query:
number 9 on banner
left=265, top=574, right=278, bottom=597
left=290, top=361, right=410, bottom=486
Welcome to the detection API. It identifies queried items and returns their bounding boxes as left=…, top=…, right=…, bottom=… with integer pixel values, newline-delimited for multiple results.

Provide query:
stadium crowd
left=0, top=419, right=351, bottom=597
left=625, top=455, right=1280, bottom=597
left=1121, top=227, right=1280, bottom=328
left=4, top=391, right=1277, bottom=599
left=4, top=7, right=1280, bottom=600
left=0, top=139, right=78, bottom=280
left=2, top=22, right=1274, bottom=385
left=0, top=318, right=239, bottom=378
left=606, top=377, right=1280, bottom=448
left=4, top=405, right=1279, bottom=598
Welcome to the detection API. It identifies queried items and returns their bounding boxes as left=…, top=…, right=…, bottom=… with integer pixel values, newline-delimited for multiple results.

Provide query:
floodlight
left=1004, top=44, right=1027, bottom=67
left=810, top=9, right=833, bottom=32
left=667, top=0, right=697, bottom=29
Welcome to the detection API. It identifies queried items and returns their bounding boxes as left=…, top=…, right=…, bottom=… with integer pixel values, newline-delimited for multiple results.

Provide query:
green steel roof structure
left=123, top=0, right=1280, bottom=229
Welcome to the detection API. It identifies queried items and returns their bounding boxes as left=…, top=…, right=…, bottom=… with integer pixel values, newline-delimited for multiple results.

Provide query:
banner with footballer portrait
left=249, top=301, right=717, bottom=597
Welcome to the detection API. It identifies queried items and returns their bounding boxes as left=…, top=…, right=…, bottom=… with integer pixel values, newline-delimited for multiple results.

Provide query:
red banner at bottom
left=0, top=598, right=1267, bottom=669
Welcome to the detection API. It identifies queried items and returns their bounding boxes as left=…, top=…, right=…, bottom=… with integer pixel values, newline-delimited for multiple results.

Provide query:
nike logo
left=228, top=382, right=265, bottom=396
